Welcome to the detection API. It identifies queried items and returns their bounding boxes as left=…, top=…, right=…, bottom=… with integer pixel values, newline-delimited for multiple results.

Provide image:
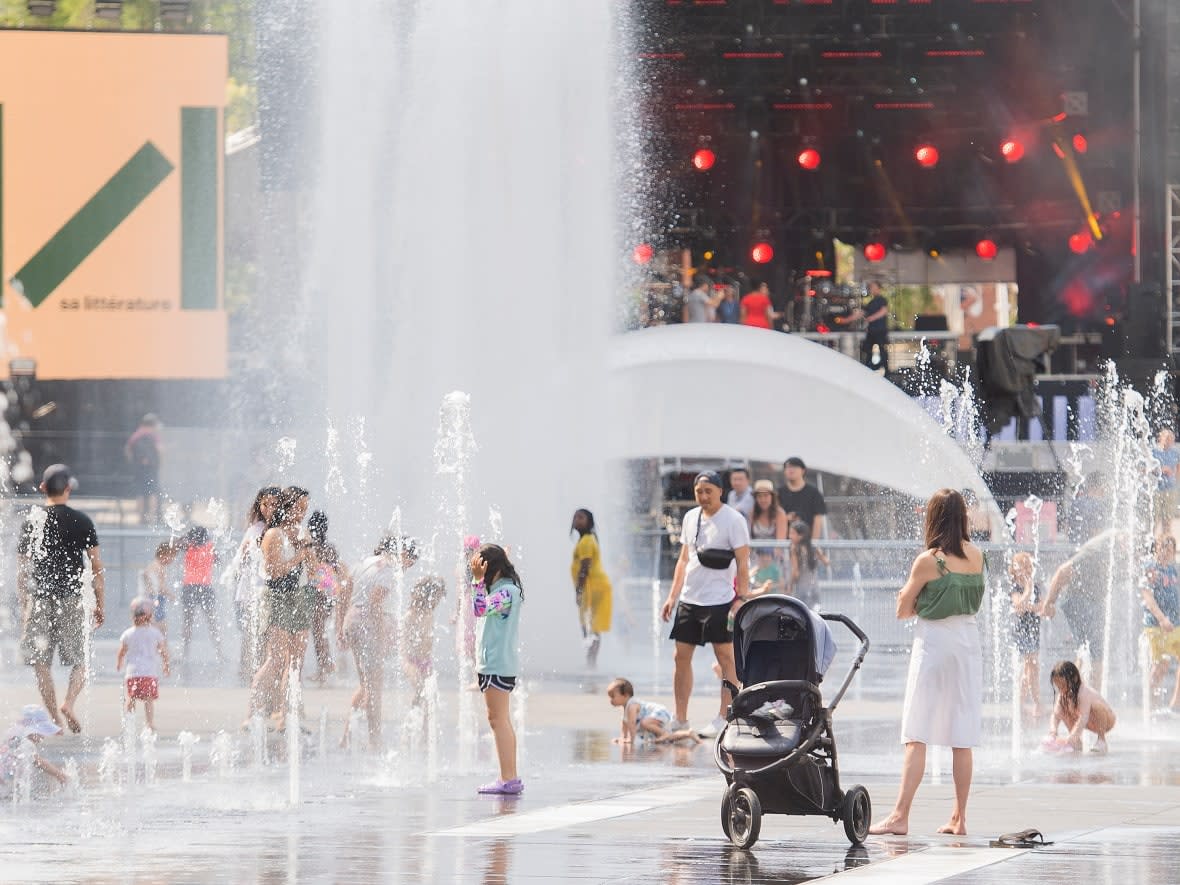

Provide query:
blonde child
left=116, top=598, right=171, bottom=731
left=1045, top=660, right=1116, bottom=754
left=138, top=542, right=177, bottom=634
left=1009, top=552, right=1043, bottom=715
left=607, top=678, right=699, bottom=744
left=1141, top=534, right=1180, bottom=711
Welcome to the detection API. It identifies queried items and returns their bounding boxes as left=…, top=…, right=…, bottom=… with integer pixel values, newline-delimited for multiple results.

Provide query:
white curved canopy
left=607, top=324, right=989, bottom=503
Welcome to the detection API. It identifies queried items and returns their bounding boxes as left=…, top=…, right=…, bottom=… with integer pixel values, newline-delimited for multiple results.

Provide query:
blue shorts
left=478, top=674, right=517, bottom=693
left=154, top=594, right=167, bottom=622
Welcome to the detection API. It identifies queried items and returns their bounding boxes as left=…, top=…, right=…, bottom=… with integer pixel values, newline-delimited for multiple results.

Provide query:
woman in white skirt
left=870, top=488, right=985, bottom=837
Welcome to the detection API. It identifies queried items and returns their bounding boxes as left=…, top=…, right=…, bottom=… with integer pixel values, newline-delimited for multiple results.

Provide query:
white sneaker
left=697, top=717, right=726, bottom=738
left=669, top=719, right=690, bottom=732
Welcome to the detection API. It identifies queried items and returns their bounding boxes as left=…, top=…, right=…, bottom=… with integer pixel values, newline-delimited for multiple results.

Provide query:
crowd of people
left=8, top=437, right=1179, bottom=815
left=636, top=272, right=894, bottom=373
left=9, top=465, right=530, bottom=796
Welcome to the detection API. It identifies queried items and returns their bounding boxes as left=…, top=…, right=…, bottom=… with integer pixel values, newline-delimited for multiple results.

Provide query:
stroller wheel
left=720, top=784, right=738, bottom=841
left=712, top=788, right=731, bottom=840
left=842, top=785, right=871, bottom=846
left=728, top=787, right=762, bottom=849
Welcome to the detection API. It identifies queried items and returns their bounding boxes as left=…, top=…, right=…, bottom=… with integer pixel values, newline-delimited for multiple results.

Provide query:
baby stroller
left=715, top=595, right=871, bottom=849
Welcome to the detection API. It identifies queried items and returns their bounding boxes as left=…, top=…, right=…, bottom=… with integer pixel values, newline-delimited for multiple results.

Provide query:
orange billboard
left=0, top=30, right=228, bottom=379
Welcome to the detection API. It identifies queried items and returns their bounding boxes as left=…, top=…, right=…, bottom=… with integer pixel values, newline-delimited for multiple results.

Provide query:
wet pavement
left=1, top=669, right=1179, bottom=884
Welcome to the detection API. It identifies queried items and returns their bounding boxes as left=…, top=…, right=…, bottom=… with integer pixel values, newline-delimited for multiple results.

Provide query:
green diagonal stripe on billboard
left=10, top=142, right=173, bottom=308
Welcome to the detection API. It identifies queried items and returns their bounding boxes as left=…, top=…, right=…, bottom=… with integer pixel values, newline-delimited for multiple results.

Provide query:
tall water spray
left=273, top=1, right=620, bottom=672
left=1092, top=366, right=1157, bottom=702
left=433, top=392, right=479, bottom=771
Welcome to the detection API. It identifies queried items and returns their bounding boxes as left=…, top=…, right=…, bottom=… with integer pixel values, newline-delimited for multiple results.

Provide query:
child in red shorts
left=116, top=598, right=171, bottom=731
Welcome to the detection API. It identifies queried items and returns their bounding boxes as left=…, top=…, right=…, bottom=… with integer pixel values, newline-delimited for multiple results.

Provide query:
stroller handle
left=818, top=612, right=870, bottom=714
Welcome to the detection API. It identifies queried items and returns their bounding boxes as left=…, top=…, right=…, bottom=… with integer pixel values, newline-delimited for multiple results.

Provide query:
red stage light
left=798, top=148, right=822, bottom=170
left=915, top=144, right=940, bottom=168
left=864, top=242, right=887, bottom=262
left=975, top=239, right=998, bottom=260
left=1069, top=231, right=1093, bottom=254
left=1072, top=133, right=1088, bottom=154
left=816, top=324, right=831, bottom=334
left=1000, top=139, right=1024, bottom=163
left=1053, top=143, right=1066, bottom=159
left=692, top=148, right=716, bottom=171
left=632, top=243, right=654, bottom=265
left=1063, top=280, right=1095, bottom=316
left=751, top=242, right=774, bottom=264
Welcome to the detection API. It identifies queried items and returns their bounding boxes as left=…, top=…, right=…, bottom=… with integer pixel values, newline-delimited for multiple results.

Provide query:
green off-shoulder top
left=915, top=552, right=986, bottom=620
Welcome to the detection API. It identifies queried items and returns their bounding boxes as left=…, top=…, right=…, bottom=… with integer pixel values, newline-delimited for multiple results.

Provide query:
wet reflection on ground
left=2, top=692, right=1180, bottom=883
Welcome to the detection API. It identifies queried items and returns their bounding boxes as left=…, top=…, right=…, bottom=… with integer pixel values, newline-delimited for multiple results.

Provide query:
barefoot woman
left=870, top=488, right=985, bottom=837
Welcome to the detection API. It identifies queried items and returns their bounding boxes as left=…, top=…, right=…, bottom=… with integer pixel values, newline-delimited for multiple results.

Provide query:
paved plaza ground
left=1, top=648, right=1179, bottom=884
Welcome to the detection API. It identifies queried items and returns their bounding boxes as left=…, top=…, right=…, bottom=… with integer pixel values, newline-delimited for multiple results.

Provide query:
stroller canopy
left=733, top=595, right=837, bottom=685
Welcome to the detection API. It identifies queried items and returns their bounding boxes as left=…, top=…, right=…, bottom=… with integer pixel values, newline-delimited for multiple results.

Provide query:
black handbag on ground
left=694, top=509, right=736, bottom=570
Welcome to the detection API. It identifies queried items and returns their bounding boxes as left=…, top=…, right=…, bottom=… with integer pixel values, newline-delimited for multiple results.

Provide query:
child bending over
left=607, top=678, right=699, bottom=744
left=1046, top=660, right=1116, bottom=754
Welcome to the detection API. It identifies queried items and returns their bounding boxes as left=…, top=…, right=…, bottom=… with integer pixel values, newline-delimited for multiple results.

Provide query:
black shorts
left=478, top=674, right=517, bottom=693
left=669, top=600, right=733, bottom=646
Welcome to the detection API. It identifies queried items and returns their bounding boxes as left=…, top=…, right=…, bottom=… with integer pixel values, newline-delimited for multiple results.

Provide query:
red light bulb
left=632, top=243, right=654, bottom=265
left=915, top=145, right=940, bottom=168
left=1069, top=231, right=1093, bottom=254
left=692, top=148, right=716, bottom=171
left=1000, top=139, right=1024, bottom=163
left=798, top=148, right=821, bottom=170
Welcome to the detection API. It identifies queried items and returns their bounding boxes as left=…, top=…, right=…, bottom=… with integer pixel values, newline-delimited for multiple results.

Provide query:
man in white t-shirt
left=726, top=468, right=754, bottom=521
left=661, top=471, right=751, bottom=737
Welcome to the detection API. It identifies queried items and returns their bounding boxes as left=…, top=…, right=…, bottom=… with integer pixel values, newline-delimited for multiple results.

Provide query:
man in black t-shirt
left=843, top=281, right=891, bottom=372
left=18, top=464, right=104, bottom=734
left=777, top=457, right=827, bottom=539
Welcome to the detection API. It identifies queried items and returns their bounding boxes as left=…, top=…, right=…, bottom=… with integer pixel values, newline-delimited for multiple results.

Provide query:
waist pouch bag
left=694, top=513, right=735, bottom=570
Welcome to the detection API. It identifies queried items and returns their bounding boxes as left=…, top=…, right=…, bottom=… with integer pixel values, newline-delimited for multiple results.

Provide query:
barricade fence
left=616, top=535, right=1099, bottom=665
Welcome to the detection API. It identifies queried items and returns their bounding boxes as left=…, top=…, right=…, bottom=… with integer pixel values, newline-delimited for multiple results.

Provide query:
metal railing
left=618, top=534, right=1090, bottom=659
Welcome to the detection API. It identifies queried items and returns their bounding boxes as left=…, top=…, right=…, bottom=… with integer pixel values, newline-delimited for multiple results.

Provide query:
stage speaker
left=1124, top=283, right=1168, bottom=359
left=914, top=314, right=949, bottom=332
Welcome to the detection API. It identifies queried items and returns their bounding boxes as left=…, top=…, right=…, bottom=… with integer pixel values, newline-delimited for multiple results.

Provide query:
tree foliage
left=0, top=0, right=257, bottom=129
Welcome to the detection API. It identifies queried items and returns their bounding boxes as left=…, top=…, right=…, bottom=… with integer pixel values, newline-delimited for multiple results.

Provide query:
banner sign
left=0, top=31, right=228, bottom=379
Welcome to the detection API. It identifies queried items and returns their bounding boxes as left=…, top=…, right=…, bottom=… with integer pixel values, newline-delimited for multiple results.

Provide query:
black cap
left=784, top=457, right=806, bottom=470
left=41, top=464, right=77, bottom=494
left=693, top=470, right=724, bottom=489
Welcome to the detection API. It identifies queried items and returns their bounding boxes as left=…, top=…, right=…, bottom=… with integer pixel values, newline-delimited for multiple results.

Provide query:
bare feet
left=58, top=706, right=81, bottom=734
left=937, top=818, right=967, bottom=835
left=868, top=815, right=908, bottom=836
